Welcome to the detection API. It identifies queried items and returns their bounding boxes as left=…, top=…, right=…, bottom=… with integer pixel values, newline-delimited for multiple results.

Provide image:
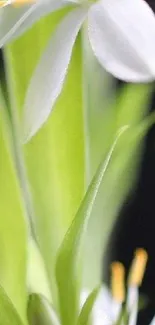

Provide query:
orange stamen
left=111, top=262, right=125, bottom=303
left=128, top=248, right=148, bottom=287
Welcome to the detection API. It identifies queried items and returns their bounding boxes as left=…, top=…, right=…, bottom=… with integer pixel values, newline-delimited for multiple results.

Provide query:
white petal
left=150, top=315, right=155, bottom=325
left=127, top=286, right=138, bottom=325
left=88, top=0, right=155, bottom=82
left=0, top=0, right=66, bottom=47
left=92, top=286, right=116, bottom=325
left=23, top=7, right=87, bottom=142
left=111, top=299, right=122, bottom=322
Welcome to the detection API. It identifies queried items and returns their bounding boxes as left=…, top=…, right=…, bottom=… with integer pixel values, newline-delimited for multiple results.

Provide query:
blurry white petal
left=88, top=0, right=155, bottom=82
left=81, top=287, right=122, bottom=325
left=150, top=315, right=155, bottom=325
left=127, top=286, right=138, bottom=325
left=92, top=286, right=114, bottom=325
left=0, top=0, right=66, bottom=47
left=23, top=7, right=88, bottom=142
left=111, top=299, right=122, bottom=321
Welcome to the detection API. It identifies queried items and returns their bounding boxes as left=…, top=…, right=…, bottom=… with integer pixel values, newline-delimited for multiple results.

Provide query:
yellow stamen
left=111, top=262, right=125, bottom=303
left=128, top=248, right=148, bottom=287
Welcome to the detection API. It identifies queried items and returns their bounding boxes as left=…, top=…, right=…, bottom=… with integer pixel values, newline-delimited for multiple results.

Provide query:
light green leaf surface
left=27, top=238, right=51, bottom=301
left=4, top=8, right=85, bottom=303
left=77, top=288, right=99, bottom=325
left=55, top=127, right=127, bottom=325
left=0, top=90, right=27, bottom=323
left=28, top=294, right=60, bottom=325
left=0, top=285, right=24, bottom=325
left=82, top=27, right=115, bottom=181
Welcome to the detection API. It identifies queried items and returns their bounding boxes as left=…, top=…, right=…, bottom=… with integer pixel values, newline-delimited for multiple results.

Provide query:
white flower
left=91, top=286, right=139, bottom=325
left=81, top=248, right=147, bottom=325
left=1, top=0, right=155, bottom=141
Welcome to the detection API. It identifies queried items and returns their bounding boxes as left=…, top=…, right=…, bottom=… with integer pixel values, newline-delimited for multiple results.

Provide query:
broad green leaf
left=0, top=91, right=27, bottom=323
left=77, top=288, right=99, bottom=325
left=0, top=285, right=24, bottom=325
left=55, top=127, right=127, bottom=325
left=4, top=8, right=85, bottom=303
left=28, top=294, right=60, bottom=325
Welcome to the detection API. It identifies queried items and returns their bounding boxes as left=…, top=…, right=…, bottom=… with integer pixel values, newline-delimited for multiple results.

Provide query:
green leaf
left=0, top=285, right=24, bottom=325
left=55, top=127, right=128, bottom=325
left=82, top=28, right=115, bottom=180
left=4, top=9, right=85, bottom=303
left=23, top=35, right=84, bottom=301
left=27, top=238, right=51, bottom=301
left=77, top=288, right=99, bottom=325
left=27, top=294, right=60, bottom=325
left=0, top=92, right=27, bottom=323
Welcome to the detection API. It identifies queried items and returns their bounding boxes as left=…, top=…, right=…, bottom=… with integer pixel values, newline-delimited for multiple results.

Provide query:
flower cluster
left=89, top=248, right=152, bottom=325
